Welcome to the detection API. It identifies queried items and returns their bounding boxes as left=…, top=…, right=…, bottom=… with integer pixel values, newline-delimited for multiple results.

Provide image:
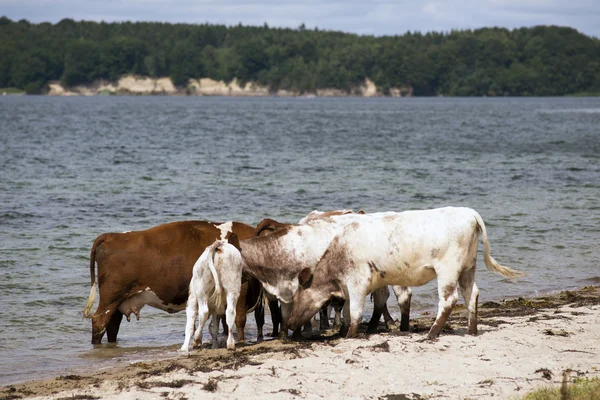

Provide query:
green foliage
left=0, top=87, right=25, bottom=94
left=0, top=16, right=598, bottom=95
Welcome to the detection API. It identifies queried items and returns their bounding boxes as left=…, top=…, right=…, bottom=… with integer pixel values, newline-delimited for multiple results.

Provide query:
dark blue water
left=1, top=96, right=599, bottom=385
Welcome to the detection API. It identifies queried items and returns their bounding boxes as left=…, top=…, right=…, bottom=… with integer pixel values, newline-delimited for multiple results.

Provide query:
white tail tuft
left=82, top=282, right=96, bottom=318
left=474, top=211, right=526, bottom=279
left=207, top=241, right=224, bottom=311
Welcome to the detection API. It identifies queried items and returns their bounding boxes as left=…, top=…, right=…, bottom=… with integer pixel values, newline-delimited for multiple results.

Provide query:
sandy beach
left=3, top=286, right=599, bottom=400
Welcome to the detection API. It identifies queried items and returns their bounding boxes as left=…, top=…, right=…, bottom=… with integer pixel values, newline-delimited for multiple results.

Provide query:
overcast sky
left=2, top=0, right=598, bottom=38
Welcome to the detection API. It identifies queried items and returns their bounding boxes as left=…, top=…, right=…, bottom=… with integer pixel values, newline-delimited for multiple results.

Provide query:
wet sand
left=3, top=286, right=599, bottom=399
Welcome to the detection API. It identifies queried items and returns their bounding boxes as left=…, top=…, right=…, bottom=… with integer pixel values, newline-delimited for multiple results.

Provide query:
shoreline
left=2, top=286, right=599, bottom=399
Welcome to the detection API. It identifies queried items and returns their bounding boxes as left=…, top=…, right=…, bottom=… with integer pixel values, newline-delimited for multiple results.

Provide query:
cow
left=299, top=210, right=413, bottom=333
left=180, top=238, right=243, bottom=351
left=82, top=220, right=259, bottom=344
left=222, top=211, right=400, bottom=338
left=228, top=217, right=352, bottom=338
left=286, top=207, right=525, bottom=340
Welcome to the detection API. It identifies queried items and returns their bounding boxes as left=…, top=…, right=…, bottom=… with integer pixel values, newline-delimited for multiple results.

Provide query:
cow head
left=225, top=232, right=241, bottom=252
left=252, top=218, right=293, bottom=238
left=286, top=269, right=337, bottom=330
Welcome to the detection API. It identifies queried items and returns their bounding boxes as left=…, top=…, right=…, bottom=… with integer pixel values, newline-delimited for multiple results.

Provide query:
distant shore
left=5, top=76, right=413, bottom=97
left=2, top=286, right=599, bottom=399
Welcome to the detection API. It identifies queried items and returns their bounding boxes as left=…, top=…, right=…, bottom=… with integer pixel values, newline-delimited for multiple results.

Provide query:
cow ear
left=252, top=218, right=277, bottom=238
left=298, top=267, right=313, bottom=288
left=357, top=209, right=366, bottom=214
left=227, top=232, right=241, bottom=252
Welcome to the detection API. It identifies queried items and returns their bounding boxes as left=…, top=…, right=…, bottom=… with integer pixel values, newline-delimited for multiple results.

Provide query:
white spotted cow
left=287, top=207, right=525, bottom=339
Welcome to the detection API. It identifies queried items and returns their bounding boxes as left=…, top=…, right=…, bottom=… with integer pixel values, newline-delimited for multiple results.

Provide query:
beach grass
left=521, top=376, right=600, bottom=400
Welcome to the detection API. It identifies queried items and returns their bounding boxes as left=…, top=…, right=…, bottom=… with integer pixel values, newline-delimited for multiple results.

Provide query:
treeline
left=1, top=16, right=599, bottom=96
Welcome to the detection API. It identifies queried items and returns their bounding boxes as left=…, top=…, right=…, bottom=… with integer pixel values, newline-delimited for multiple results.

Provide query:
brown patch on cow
left=226, top=232, right=241, bottom=252
left=298, top=268, right=313, bottom=287
left=442, top=285, right=456, bottom=301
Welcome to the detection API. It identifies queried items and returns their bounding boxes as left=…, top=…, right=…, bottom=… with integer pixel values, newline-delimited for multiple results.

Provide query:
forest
left=0, top=16, right=599, bottom=96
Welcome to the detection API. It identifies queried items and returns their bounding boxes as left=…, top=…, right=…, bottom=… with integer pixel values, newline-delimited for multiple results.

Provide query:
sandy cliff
left=46, top=76, right=413, bottom=97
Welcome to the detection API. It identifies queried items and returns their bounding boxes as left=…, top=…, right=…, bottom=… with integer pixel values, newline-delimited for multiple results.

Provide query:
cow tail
left=474, top=212, right=526, bottom=279
left=83, top=234, right=107, bottom=318
left=208, top=241, right=224, bottom=311
left=246, top=285, right=265, bottom=314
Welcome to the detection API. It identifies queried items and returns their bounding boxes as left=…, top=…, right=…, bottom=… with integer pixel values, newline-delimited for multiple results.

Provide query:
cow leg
left=181, top=293, right=199, bottom=352
left=91, top=302, right=118, bottom=344
left=367, top=287, right=389, bottom=333
left=340, top=296, right=351, bottom=337
left=428, top=278, right=459, bottom=340
left=235, top=302, right=247, bottom=343
left=392, top=286, right=412, bottom=331
left=367, top=309, right=382, bottom=333
left=234, top=281, right=249, bottom=342
left=333, top=303, right=343, bottom=330
left=222, top=315, right=229, bottom=336
left=302, top=320, right=313, bottom=336
left=209, top=314, right=221, bottom=349
left=254, top=300, right=265, bottom=343
left=279, top=301, right=292, bottom=339
left=346, top=290, right=367, bottom=338
left=192, top=301, right=210, bottom=349
left=106, top=310, right=123, bottom=343
left=458, top=267, right=479, bottom=335
left=319, top=306, right=330, bottom=330
left=225, top=292, right=238, bottom=350
left=268, top=299, right=281, bottom=337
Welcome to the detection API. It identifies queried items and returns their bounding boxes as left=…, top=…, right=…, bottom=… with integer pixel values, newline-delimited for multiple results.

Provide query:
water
left=1, top=96, right=599, bottom=385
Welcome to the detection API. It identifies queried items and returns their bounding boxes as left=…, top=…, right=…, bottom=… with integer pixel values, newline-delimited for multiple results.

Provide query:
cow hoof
left=366, top=324, right=378, bottom=334
left=424, top=334, right=439, bottom=342
left=256, top=335, right=264, bottom=343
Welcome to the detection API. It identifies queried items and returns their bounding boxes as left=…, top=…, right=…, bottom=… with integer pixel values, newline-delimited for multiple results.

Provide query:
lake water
left=1, top=96, right=599, bottom=385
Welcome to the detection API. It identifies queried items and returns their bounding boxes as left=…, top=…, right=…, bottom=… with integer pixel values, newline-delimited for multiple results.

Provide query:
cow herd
left=82, top=207, right=524, bottom=351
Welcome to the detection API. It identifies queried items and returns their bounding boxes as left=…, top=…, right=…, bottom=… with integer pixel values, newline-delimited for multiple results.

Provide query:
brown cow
left=82, top=220, right=259, bottom=344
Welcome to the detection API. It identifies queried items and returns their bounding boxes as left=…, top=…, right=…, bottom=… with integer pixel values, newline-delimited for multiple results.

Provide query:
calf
left=287, top=207, right=524, bottom=339
left=181, top=239, right=244, bottom=351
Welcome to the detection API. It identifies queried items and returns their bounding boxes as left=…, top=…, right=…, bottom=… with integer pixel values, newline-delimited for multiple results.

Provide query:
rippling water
left=1, top=96, right=599, bottom=385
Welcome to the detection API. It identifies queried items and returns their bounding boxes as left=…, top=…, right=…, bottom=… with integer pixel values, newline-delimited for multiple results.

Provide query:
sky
left=2, top=0, right=599, bottom=38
